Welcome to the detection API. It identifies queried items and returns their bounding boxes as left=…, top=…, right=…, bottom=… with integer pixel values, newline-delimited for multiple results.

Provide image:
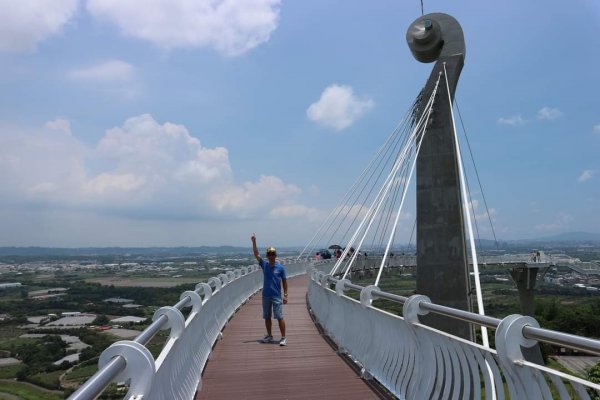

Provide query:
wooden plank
left=196, top=275, right=380, bottom=400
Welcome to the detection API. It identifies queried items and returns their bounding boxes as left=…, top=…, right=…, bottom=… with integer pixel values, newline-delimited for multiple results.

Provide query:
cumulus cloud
left=0, top=119, right=87, bottom=206
left=537, top=107, right=563, bottom=121
left=497, top=115, right=526, bottom=126
left=307, top=84, right=374, bottom=131
left=69, top=60, right=135, bottom=82
left=0, top=114, right=309, bottom=220
left=85, top=173, right=145, bottom=195
left=577, top=169, right=595, bottom=183
left=0, top=0, right=78, bottom=53
left=86, top=0, right=281, bottom=56
left=211, top=175, right=302, bottom=218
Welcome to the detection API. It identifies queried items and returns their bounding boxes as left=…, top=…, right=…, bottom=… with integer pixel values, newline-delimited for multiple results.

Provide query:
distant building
left=122, top=304, right=143, bottom=309
left=28, top=288, right=67, bottom=297
left=0, top=283, right=22, bottom=289
left=110, top=316, right=147, bottom=324
left=103, top=297, right=134, bottom=304
left=46, top=314, right=96, bottom=326
left=53, top=353, right=80, bottom=365
left=31, top=293, right=67, bottom=300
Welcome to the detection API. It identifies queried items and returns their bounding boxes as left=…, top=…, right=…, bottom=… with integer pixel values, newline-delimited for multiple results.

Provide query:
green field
left=64, top=363, right=97, bottom=382
left=29, top=369, right=65, bottom=390
left=85, top=276, right=208, bottom=288
left=0, top=379, right=63, bottom=400
left=0, top=364, right=23, bottom=379
left=0, top=338, right=38, bottom=352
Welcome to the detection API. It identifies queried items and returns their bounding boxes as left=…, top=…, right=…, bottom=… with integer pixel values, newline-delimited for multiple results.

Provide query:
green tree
left=94, top=314, right=110, bottom=325
left=588, top=361, right=600, bottom=400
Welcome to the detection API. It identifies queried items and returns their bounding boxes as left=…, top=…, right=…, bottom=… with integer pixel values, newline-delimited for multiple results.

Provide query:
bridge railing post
left=97, top=341, right=155, bottom=399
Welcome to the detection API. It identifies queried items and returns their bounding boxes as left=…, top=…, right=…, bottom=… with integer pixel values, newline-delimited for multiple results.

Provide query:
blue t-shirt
left=259, top=258, right=287, bottom=298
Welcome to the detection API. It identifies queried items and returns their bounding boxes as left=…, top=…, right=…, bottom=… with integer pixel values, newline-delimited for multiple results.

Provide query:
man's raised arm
left=251, top=233, right=261, bottom=262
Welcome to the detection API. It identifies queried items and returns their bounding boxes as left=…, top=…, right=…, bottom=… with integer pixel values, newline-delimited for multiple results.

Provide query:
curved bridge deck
left=196, top=275, right=380, bottom=400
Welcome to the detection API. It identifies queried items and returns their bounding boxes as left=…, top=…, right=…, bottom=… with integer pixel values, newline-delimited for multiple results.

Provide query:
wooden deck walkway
left=196, top=275, right=380, bottom=400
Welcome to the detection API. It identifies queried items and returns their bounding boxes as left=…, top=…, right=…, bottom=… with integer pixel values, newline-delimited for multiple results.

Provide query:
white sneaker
left=262, top=335, right=273, bottom=343
left=279, top=337, right=287, bottom=346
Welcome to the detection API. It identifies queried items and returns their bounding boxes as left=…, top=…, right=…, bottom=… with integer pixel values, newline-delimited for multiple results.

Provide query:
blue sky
left=0, top=0, right=598, bottom=247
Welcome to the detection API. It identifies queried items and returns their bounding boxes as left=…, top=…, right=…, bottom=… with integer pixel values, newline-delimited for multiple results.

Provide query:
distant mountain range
left=532, top=231, right=600, bottom=242
left=0, top=246, right=250, bottom=257
left=468, top=232, right=600, bottom=247
left=0, top=232, right=598, bottom=257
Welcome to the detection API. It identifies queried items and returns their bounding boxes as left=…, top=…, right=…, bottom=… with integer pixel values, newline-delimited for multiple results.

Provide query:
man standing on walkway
left=251, top=233, right=288, bottom=346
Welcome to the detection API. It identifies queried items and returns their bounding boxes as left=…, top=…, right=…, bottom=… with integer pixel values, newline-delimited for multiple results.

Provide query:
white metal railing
left=69, top=259, right=310, bottom=400
left=308, top=268, right=600, bottom=400
left=70, top=259, right=600, bottom=399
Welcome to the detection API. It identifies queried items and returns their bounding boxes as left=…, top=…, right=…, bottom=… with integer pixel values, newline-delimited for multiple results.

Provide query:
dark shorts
left=262, top=296, right=283, bottom=320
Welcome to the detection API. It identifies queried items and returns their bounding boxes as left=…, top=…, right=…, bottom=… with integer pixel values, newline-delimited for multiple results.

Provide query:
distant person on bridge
left=251, top=233, right=288, bottom=346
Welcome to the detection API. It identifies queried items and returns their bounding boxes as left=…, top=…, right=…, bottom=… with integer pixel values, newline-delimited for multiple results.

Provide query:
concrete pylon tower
left=407, top=14, right=473, bottom=340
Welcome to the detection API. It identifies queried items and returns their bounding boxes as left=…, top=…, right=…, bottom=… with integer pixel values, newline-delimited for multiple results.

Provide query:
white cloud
left=332, top=204, right=370, bottom=220
left=497, top=115, right=526, bottom=126
left=86, top=0, right=281, bottom=56
left=537, top=107, right=563, bottom=121
left=307, top=84, right=374, bottom=131
left=0, top=114, right=309, bottom=221
left=68, top=60, right=139, bottom=98
left=593, top=124, right=600, bottom=133
left=534, top=213, right=573, bottom=233
left=44, top=118, right=72, bottom=135
left=211, top=175, right=302, bottom=217
left=85, top=173, right=145, bottom=195
left=577, top=169, right=596, bottom=183
left=269, top=204, right=320, bottom=220
left=467, top=199, right=496, bottom=222
left=0, top=0, right=78, bottom=53
left=69, top=60, right=135, bottom=82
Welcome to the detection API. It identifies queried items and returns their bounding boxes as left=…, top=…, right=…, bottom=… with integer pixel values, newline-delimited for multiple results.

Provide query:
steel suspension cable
left=462, top=150, right=484, bottom=252
left=337, top=83, right=440, bottom=278
left=313, top=110, right=414, bottom=259
left=373, top=156, right=412, bottom=255
left=332, top=122, right=409, bottom=253
left=333, top=133, right=417, bottom=276
left=455, top=98, right=499, bottom=248
left=374, top=78, right=440, bottom=286
left=338, top=134, right=418, bottom=278
left=372, top=165, right=406, bottom=253
left=342, top=117, right=429, bottom=280
left=300, top=104, right=419, bottom=259
left=443, top=63, right=489, bottom=348
left=297, top=119, right=406, bottom=259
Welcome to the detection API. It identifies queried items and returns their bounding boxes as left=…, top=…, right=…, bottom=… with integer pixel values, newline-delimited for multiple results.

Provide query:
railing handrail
left=69, top=258, right=309, bottom=400
left=309, top=267, right=600, bottom=399
left=68, top=264, right=257, bottom=400
left=315, top=270, right=600, bottom=356
left=68, top=304, right=180, bottom=400
left=70, top=261, right=600, bottom=400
